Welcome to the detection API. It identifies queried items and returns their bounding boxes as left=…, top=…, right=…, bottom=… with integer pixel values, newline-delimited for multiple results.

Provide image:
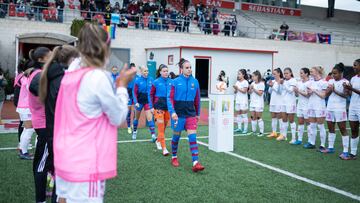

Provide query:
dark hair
left=355, top=59, right=360, bottom=64
left=29, top=47, right=51, bottom=62
left=300, top=67, right=310, bottom=76
left=218, top=70, right=226, bottom=81
left=178, top=58, right=189, bottom=69
left=238, top=69, right=248, bottom=80
left=169, top=72, right=177, bottom=79
left=130, top=63, right=136, bottom=68
left=252, top=70, right=262, bottom=82
left=39, top=45, right=79, bottom=103
left=156, top=64, right=168, bottom=78
left=284, top=67, right=294, bottom=78
left=333, top=63, right=345, bottom=73
left=274, top=67, right=283, bottom=78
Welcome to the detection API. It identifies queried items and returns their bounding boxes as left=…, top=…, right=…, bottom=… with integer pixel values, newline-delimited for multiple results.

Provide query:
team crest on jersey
left=191, top=83, right=194, bottom=88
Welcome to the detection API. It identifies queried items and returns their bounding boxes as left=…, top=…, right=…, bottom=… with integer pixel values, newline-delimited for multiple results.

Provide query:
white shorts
left=19, top=113, right=32, bottom=121
left=56, top=176, right=106, bottom=203
left=269, top=105, right=282, bottom=113
left=348, top=109, right=360, bottom=122
left=326, top=110, right=347, bottom=122
left=249, top=106, right=263, bottom=112
left=308, top=109, right=326, bottom=118
left=280, top=105, right=296, bottom=114
left=235, top=103, right=248, bottom=111
left=297, top=108, right=309, bottom=119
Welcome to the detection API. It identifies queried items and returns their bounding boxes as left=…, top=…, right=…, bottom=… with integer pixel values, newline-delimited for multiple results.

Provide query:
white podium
left=208, top=94, right=234, bottom=152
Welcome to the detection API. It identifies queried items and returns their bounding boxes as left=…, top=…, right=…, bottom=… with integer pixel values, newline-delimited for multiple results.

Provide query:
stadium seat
left=9, top=3, right=16, bottom=17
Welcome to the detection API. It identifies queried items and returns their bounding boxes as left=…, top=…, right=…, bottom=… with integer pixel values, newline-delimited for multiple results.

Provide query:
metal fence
left=0, top=2, right=359, bottom=46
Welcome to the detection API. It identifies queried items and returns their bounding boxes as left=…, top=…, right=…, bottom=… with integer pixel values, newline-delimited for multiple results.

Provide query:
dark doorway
left=195, top=58, right=209, bottom=97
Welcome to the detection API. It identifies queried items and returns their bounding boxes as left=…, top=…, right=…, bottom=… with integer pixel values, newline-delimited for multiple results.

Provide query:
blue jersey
left=150, top=77, right=171, bottom=110
left=167, top=74, right=201, bottom=118
left=133, top=75, right=153, bottom=105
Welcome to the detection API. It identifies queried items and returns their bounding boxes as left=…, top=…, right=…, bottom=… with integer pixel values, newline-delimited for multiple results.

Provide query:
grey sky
left=301, top=0, right=360, bottom=12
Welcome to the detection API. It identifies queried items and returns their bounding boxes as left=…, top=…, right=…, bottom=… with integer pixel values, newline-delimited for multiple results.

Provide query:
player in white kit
left=293, top=68, right=311, bottom=145
left=248, top=71, right=265, bottom=137
left=278, top=68, right=297, bottom=142
left=233, top=69, right=249, bottom=134
left=321, top=63, right=350, bottom=154
left=267, top=68, right=284, bottom=139
left=343, top=59, right=360, bottom=160
left=304, top=66, right=328, bottom=150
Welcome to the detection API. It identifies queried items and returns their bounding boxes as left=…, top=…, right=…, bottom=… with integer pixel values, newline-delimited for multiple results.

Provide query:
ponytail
left=156, top=64, right=168, bottom=78
left=284, top=67, right=294, bottom=78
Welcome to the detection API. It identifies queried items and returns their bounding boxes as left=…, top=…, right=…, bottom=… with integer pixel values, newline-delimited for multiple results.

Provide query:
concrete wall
left=300, top=5, right=360, bottom=24
left=1, top=18, right=359, bottom=79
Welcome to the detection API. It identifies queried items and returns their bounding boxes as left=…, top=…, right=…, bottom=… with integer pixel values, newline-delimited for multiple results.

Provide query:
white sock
left=19, top=128, right=34, bottom=154
left=328, top=132, right=336, bottom=148
left=351, top=137, right=359, bottom=155
left=342, top=135, right=349, bottom=153
left=306, top=124, right=312, bottom=143
left=271, top=118, right=278, bottom=132
left=318, top=124, right=326, bottom=147
left=251, top=120, right=257, bottom=133
left=282, top=121, right=288, bottom=138
left=258, top=119, right=264, bottom=133
left=290, top=122, right=296, bottom=141
left=242, top=114, right=248, bottom=132
left=237, top=115, right=242, bottom=130
left=298, top=125, right=304, bottom=142
left=310, top=123, right=317, bottom=145
left=328, top=133, right=336, bottom=149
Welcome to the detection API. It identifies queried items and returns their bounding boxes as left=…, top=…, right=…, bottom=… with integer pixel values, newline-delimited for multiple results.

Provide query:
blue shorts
left=135, top=103, right=150, bottom=111
left=171, top=117, right=197, bottom=132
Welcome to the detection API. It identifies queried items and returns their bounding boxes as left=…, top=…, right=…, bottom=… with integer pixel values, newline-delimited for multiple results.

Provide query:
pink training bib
left=54, top=67, right=117, bottom=182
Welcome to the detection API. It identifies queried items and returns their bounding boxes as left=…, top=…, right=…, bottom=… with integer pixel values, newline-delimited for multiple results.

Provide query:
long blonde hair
left=39, top=45, right=79, bottom=103
left=77, top=23, right=110, bottom=68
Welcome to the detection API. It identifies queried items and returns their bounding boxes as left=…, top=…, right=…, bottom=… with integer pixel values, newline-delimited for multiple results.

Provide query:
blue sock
left=126, top=111, right=131, bottom=128
left=133, top=120, right=138, bottom=132
left=171, top=134, right=181, bottom=158
left=188, top=134, right=199, bottom=162
left=148, top=120, right=155, bottom=136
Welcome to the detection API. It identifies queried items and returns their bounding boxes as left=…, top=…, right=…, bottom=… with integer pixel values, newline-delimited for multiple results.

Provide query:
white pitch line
left=197, top=140, right=360, bottom=202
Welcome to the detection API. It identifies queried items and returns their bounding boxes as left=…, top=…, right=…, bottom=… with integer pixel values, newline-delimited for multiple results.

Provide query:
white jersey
left=235, top=80, right=249, bottom=104
left=307, top=79, right=328, bottom=111
left=282, top=78, right=297, bottom=106
left=327, top=78, right=349, bottom=111
left=297, top=80, right=310, bottom=110
left=349, top=75, right=360, bottom=111
left=269, top=80, right=283, bottom=106
left=250, top=82, right=265, bottom=108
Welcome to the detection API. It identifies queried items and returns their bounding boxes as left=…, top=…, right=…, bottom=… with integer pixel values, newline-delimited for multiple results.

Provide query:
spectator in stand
left=212, top=18, right=220, bottom=35
left=119, top=14, right=128, bottom=27
left=160, top=0, right=166, bottom=10
left=198, top=12, right=205, bottom=31
left=162, top=12, right=169, bottom=31
left=104, top=4, right=112, bottom=25
left=170, top=9, right=177, bottom=25
left=95, top=0, right=104, bottom=12
left=175, top=12, right=183, bottom=32
left=25, top=1, right=34, bottom=20
left=204, top=16, right=211, bottom=35
left=55, top=0, right=64, bottom=23
left=231, top=16, right=237, bottom=36
left=211, top=7, right=218, bottom=20
left=113, top=2, right=121, bottom=13
left=123, top=0, right=129, bottom=9
left=188, top=4, right=195, bottom=19
left=183, top=13, right=190, bottom=33
left=33, top=0, right=43, bottom=21
left=87, top=0, right=96, bottom=20
left=80, top=0, right=89, bottom=11
left=280, top=21, right=289, bottom=40
left=223, top=20, right=231, bottom=36
left=16, top=1, right=25, bottom=13
left=183, top=0, right=189, bottom=13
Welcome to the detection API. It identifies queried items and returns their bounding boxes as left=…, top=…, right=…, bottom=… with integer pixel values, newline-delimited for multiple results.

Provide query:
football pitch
left=0, top=105, right=359, bottom=202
